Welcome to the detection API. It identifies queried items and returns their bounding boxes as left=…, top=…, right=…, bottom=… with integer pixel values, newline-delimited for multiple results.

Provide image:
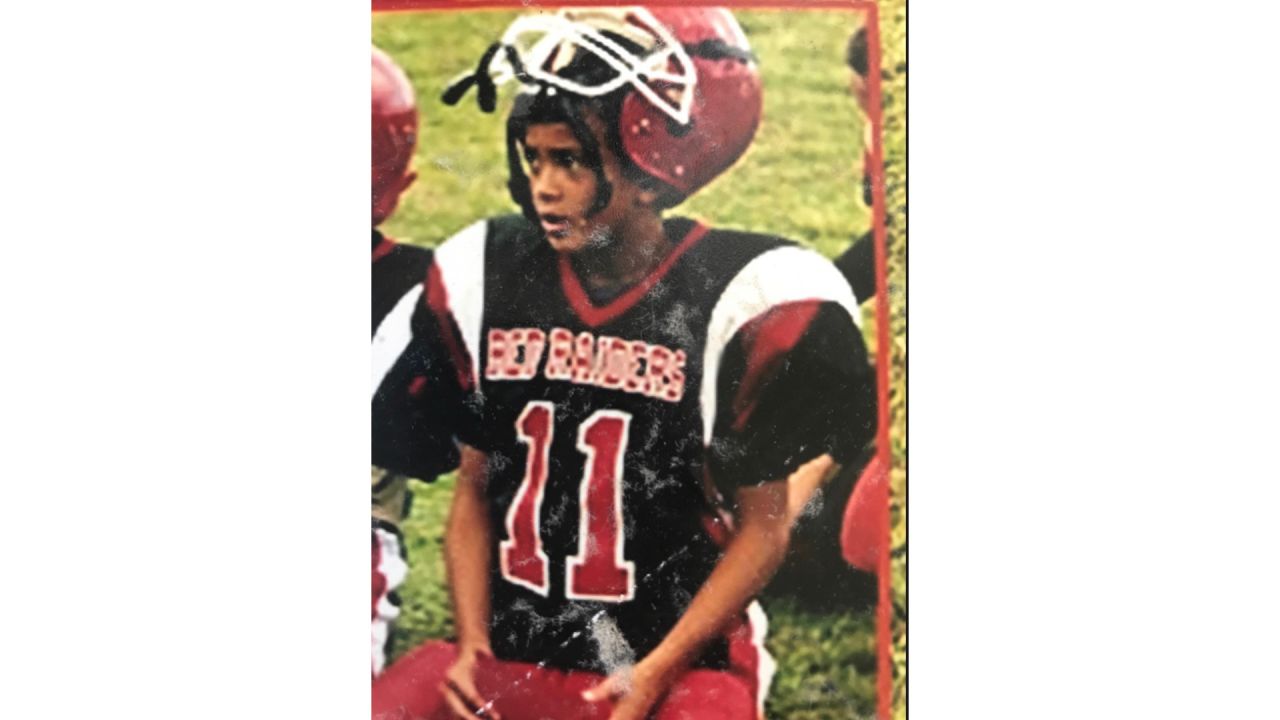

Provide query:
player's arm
left=439, top=443, right=501, bottom=720
left=591, top=291, right=876, bottom=717
left=445, top=444, right=494, bottom=655
left=587, top=459, right=835, bottom=719
left=786, top=452, right=840, bottom=526
left=739, top=298, right=876, bottom=531
left=642, top=469, right=797, bottom=662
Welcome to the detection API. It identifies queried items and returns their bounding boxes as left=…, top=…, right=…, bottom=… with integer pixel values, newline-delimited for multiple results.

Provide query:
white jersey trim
left=433, top=220, right=488, bottom=386
left=746, top=600, right=777, bottom=719
left=699, top=245, right=860, bottom=445
left=372, top=527, right=408, bottom=676
left=371, top=285, right=423, bottom=399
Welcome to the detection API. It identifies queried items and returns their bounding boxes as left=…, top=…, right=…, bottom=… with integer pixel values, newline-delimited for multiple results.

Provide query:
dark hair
left=846, top=27, right=868, bottom=78
left=517, top=49, right=634, bottom=175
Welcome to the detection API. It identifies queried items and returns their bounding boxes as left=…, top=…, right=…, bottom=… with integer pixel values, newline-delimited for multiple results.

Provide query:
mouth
left=539, top=213, right=571, bottom=238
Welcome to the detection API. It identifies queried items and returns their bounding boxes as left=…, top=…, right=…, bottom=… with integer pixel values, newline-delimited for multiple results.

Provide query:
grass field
left=374, top=8, right=882, bottom=718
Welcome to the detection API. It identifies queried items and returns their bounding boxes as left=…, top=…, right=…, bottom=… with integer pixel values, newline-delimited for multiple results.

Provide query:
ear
left=635, top=185, right=659, bottom=208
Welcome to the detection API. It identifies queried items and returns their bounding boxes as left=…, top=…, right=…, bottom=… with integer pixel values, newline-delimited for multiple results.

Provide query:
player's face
left=523, top=121, right=640, bottom=255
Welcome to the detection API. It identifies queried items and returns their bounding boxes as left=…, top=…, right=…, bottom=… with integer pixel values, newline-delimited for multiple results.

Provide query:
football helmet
left=444, top=7, right=762, bottom=211
left=372, top=46, right=418, bottom=227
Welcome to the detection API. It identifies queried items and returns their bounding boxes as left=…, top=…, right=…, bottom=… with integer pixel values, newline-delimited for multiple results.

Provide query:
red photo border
left=371, top=3, right=894, bottom=717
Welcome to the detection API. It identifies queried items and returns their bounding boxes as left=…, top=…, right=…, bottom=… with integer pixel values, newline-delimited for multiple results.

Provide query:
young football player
left=831, top=26, right=891, bottom=574
left=371, top=44, right=460, bottom=676
left=372, top=8, right=875, bottom=719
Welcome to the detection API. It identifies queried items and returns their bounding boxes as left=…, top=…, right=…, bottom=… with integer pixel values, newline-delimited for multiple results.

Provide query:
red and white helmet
left=446, top=6, right=761, bottom=207
left=372, top=45, right=418, bottom=227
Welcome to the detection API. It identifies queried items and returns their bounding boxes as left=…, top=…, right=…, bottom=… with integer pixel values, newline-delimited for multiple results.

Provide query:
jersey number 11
left=500, top=401, right=637, bottom=602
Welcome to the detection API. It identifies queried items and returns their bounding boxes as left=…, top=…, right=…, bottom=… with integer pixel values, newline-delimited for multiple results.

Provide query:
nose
left=531, top=166, right=563, bottom=206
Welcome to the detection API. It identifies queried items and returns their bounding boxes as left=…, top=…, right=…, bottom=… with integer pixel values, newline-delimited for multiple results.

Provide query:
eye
left=521, top=147, right=540, bottom=174
left=550, top=150, right=580, bottom=170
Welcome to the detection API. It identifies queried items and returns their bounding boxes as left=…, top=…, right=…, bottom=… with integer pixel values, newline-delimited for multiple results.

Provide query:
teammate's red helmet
left=446, top=7, right=762, bottom=205
left=372, top=46, right=418, bottom=227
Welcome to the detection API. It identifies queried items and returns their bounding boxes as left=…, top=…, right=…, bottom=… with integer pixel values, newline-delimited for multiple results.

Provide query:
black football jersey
left=372, top=230, right=460, bottom=482
left=418, top=215, right=875, bottom=673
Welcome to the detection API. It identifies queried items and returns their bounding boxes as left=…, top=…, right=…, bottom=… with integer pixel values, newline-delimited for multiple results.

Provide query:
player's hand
left=440, top=645, right=501, bottom=720
left=582, top=662, right=669, bottom=720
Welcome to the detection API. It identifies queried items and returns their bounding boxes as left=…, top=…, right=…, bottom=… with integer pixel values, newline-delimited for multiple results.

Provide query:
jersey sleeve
left=406, top=274, right=487, bottom=452
left=704, top=248, right=876, bottom=493
left=372, top=219, right=492, bottom=475
left=371, top=278, right=465, bottom=480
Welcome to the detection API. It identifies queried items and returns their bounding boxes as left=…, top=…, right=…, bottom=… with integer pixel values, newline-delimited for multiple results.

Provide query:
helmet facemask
left=493, top=8, right=698, bottom=127
left=443, top=7, right=760, bottom=215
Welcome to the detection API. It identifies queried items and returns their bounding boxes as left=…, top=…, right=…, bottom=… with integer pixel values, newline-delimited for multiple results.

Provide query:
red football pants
left=373, top=604, right=772, bottom=720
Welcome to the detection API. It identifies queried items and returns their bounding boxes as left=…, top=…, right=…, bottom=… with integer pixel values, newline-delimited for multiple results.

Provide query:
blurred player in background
left=371, top=44, right=460, bottom=676
left=769, top=25, right=884, bottom=602
left=371, top=8, right=875, bottom=719
left=832, top=25, right=890, bottom=574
